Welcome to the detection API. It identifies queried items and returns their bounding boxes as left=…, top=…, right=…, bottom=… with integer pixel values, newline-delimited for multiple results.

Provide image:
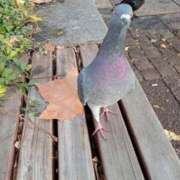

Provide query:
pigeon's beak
left=120, top=14, right=132, bottom=22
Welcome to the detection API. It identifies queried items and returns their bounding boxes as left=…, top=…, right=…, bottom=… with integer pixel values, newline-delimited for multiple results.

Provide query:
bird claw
left=92, top=122, right=108, bottom=139
left=101, top=107, right=117, bottom=121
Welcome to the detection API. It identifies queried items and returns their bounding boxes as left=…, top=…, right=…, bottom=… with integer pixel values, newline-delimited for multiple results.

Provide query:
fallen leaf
left=177, top=53, right=180, bottom=57
left=15, top=0, right=25, bottom=8
left=124, top=47, right=129, bottom=51
left=164, top=129, right=180, bottom=141
left=44, top=42, right=55, bottom=52
left=160, top=43, right=167, bottom=49
left=0, top=85, right=7, bottom=97
left=28, top=15, right=43, bottom=22
left=153, top=104, right=160, bottom=109
left=37, top=68, right=83, bottom=120
left=14, top=141, right=20, bottom=149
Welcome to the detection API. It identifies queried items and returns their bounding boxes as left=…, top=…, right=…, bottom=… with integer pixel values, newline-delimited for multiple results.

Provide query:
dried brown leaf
left=37, top=68, right=83, bottom=120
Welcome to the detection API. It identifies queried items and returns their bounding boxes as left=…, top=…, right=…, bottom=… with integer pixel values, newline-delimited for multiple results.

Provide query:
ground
left=128, top=17, right=180, bottom=157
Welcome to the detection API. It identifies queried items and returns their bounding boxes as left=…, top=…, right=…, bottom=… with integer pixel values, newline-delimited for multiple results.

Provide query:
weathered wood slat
left=80, top=44, right=99, bottom=66
left=0, top=87, right=21, bottom=180
left=80, top=44, right=144, bottom=180
left=56, top=47, right=96, bottom=180
left=17, top=52, right=53, bottom=180
left=121, top=79, right=180, bottom=180
left=0, top=54, right=29, bottom=180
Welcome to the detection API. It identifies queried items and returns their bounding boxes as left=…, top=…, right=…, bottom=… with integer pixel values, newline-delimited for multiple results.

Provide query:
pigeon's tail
left=116, top=0, right=145, bottom=11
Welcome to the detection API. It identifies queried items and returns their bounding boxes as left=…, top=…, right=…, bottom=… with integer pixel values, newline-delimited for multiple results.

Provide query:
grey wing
left=78, top=69, right=89, bottom=105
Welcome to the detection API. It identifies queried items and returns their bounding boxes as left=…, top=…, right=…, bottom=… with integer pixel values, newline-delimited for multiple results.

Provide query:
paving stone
left=166, top=55, right=180, bottom=66
left=153, top=61, right=177, bottom=77
left=176, top=30, right=180, bottom=37
left=141, top=68, right=161, bottom=80
left=35, top=0, right=107, bottom=46
left=141, top=80, right=180, bottom=145
left=173, top=0, right=180, bottom=6
left=147, top=31, right=162, bottom=41
left=167, top=38, right=180, bottom=52
left=142, top=46, right=162, bottom=59
left=134, top=58, right=154, bottom=71
left=128, top=46, right=144, bottom=59
left=161, top=13, right=180, bottom=30
left=159, top=46, right=177, bottom=60
left=136, top=0, right=180, bottom=16
left=172, top=87, right=180, bottom=103
left=164, top=75, right=180, bottom=91
left=175, top=64, right=180, bottom=74
left=125, top=33, right=139, bottom=47
left=159, top=29, right=174, bottom=39
left=131, top=16, right=163, bottom=31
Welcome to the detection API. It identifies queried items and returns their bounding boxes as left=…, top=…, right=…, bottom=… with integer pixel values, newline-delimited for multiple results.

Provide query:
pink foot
left=52, top=75, right=59, bottom=80
left=101, top=107, right=116, bottom=121
left=92, top=122, right=108, bottom=139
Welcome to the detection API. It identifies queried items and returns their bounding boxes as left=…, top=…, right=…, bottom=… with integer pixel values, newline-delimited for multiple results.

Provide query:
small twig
left=19, top=114, right=58, bottom=143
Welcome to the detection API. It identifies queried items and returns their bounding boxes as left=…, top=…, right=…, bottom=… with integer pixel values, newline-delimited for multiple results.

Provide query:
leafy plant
left=0, top=0, right=39, bottom=98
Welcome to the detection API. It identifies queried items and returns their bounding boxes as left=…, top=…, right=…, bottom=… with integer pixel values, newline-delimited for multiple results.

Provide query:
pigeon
left=78, top=4, right=135, bottom=138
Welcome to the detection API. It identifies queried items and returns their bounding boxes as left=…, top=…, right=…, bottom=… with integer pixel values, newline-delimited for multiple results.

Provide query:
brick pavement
left=127, top=14, right=180, bottom=157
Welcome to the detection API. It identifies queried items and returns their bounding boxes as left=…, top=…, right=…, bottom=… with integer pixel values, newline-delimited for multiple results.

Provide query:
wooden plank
left=80, top=44, right=99, bottom=66
left=17, top=52, right=53, bottom=180
left=80, top=44, right=144, bottom=180
left=56, top=47, right=96, bottom=180
left=0, top=54, right=29, bottom=180
left=121, top=78, right=180, bottom=180
left=0, top=87, right=21, bottom=180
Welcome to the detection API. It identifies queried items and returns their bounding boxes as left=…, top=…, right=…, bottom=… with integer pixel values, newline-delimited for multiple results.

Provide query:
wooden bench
left=1, top=43, right=180, bottom=180
left=1, top=0, right=180, bottom=179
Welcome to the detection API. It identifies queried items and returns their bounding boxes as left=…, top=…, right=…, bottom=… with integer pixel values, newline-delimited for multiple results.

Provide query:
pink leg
left=101, top=107, right=116, bottom=121
left=92, top=122, right=108, bottom=139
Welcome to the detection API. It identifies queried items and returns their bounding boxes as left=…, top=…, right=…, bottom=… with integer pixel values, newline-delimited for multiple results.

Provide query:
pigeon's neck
left=97, top=19, right=129, bottom=60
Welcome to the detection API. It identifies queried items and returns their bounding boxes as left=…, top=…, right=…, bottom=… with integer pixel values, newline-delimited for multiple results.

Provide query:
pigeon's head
left=113, top=4, right=133, bottom=26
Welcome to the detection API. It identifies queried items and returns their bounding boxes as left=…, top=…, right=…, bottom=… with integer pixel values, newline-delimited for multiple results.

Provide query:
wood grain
left=80, top=44, right=144, bottom=180
left=56, top=47, right=96, bottom=180
left=0, top=54, right=30, bottom=180
left=17, top=52, right=53, bottom=180
left=0, top=87, right=21, bottom=180
left=121, top=78, right=180, bottom=180
left=80, top=44, right=99, bottom=66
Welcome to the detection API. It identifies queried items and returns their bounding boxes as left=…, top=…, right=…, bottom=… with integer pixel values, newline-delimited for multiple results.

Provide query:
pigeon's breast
left=87, top=55, right=135, bottom=106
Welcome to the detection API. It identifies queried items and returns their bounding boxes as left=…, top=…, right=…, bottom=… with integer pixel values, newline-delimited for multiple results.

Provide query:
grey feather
left=78, top=4, right=135, bottom=123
